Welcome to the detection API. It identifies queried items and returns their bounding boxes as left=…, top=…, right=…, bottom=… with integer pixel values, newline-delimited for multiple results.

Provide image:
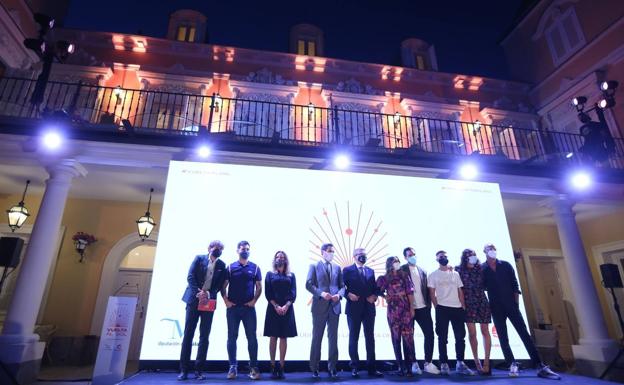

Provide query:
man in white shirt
left=428, top=250, right=474, bottom=376
left=401, top=247, right=439, bottom=375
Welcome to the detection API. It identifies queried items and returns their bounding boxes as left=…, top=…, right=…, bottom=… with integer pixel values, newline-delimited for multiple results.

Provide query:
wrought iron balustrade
left=0, top=76, right=622, bottom=169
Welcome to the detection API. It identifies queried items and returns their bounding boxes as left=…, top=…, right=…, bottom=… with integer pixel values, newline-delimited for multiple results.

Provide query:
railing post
left=67, top=80, right=82, bottom=116
left=205, top=92, right=216, bottom=136
left=332, top=101, right=340, bottom=145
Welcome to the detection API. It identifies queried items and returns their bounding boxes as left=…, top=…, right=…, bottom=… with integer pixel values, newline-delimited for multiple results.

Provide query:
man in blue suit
left=343, top=248, right=382, bottom=377
left=178, top=240, right=227, bottom=380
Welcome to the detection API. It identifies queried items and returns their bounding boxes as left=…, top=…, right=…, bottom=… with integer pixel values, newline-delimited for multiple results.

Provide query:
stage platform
left=118, top=370, right=619, bottom=385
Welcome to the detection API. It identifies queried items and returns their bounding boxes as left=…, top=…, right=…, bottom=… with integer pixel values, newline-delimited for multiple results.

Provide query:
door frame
left=90, top=231, right=158, bottom=335
left=591, top=240, right=624, bottom=339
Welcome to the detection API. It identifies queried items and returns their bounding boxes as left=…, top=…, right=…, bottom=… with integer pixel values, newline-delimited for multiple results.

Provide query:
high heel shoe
left=481, top=363, right=492, bottom=376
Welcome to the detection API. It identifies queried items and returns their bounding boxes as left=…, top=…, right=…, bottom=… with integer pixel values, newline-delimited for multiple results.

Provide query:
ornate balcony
left=1, top=76, right=623, bottom=172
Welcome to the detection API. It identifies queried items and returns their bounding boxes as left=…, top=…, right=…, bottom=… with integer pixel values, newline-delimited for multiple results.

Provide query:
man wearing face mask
left=342, top=248, right=382, bottom=377
left=178, top=240, right=227, bottom=380
left=222, top=241, right=263, bottom=380
left=427, top=250, right=474, bottom=376
left=306, top=243, right=346, bottom=378
left=481, top=243, right=561, bottom=380
left=401, top=247, right=439, bottom=375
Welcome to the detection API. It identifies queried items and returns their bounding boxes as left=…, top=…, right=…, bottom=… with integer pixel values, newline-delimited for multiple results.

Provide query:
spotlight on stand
left=572, top=96, right=587, bottom=112
left=601, top=81, right=619, bottom=94
left=598, top=97, right=615, bottom=109
left=197, top=145, right=211, bottom=158
left=41, top=129, right=63, bottom=150
left=33, top=13, right=54, bottom=32
left=23, top=38, right=46, bottom=55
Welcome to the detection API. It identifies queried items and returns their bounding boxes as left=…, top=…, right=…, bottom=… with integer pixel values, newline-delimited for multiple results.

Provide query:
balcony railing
left=1, top=76, right=623, bottom=170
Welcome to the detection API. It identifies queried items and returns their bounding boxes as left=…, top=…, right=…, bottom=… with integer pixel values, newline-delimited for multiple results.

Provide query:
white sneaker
left=423, top=362, right=441, bottom=375
left=455, top=361, right=476, bottom=376
left=440, top=363, right=450, bottom=375
left=509, top=362, right=519, bottom=377
left=411, top=362, right=422, bottom=375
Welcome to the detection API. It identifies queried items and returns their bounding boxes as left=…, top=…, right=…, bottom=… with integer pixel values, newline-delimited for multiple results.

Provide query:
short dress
left=263, top=271, right=298, bottom=337
left=456, top=264, right=491, bottom=323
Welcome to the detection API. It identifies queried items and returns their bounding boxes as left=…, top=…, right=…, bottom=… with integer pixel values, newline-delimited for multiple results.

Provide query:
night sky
left=64, top=0, right=525, bottom=80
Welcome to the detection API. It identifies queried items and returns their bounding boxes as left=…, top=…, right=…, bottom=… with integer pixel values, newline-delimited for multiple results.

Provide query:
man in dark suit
left=401, top=247, right=440, bottom=375
left=178, top=240, right=227, bottom=380
left=343, top=248, right=382, bottom=377
left=306, top=243, right=345, bottom=378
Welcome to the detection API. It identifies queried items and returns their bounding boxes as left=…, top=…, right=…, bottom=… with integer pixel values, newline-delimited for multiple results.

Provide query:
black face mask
left=438, top=257, right=449, bottom=266
left=240, top=251, right=250, bottom=259
left=357, top=254, right=367, bottom=264
left=211, top=249, right=222, bottom=258
left=276, top=259, right=286, bottom=268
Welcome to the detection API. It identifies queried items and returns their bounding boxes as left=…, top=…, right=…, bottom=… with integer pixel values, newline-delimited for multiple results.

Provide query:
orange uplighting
left=454, top=75, right=466, bottom=89
left=212, top=46, right=235, bottom=62
left=468, top=77, right=483, bottom=91
left=112, top=34, right=147, bottom=53
left=454, top=76, right=483, bottom=91
left=295, top=56, right=326, bottom=72
left=132, top=38, right=147, bottom=53
left=381, top=66, right=402, bottom=81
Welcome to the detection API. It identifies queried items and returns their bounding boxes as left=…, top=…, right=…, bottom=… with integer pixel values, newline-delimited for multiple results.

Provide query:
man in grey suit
left=306, top=243, right=345, bottom=378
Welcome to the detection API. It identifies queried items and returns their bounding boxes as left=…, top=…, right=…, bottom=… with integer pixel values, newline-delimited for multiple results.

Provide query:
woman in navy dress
left=264, top=251, right=297, bottom=379
left=456, top=248, right=492, bottom=375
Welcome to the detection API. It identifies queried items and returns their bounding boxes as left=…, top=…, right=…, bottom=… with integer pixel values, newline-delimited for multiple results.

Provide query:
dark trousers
left=180, top=304, right=215, bottom=372
left=226, top=305, right=258, bottom=367
left=435, top=305, right=466, bottom=363
left=491, top=303, right=541, bottom=366
left=347, top=311, right=376, bottom=370
left=413, top=307, right=435, bottom=363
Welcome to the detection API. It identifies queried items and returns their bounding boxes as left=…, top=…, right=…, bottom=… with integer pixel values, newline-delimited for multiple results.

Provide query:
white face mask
left=393, top=262, right=401, bottom=271
left=468, top=255, right=478, bottom=265
left=487, top=250, right=497, bottom=259
left=323, top=252, right=334, bottom=262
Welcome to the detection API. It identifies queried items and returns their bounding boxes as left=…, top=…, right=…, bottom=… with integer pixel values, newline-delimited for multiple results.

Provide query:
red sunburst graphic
left=309, top=201, right=388, bottom=276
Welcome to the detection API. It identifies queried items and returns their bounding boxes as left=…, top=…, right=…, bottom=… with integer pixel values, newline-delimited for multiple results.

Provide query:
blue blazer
left=181, top=255, right=227, bottom=305
left=343, top=263, right=377, bottom=316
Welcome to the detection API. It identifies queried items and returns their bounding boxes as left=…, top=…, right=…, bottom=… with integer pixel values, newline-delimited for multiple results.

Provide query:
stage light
left=34, top=13, right=54, bottom=31
left=598, top=97, right=615, bottom=109
left=565, top=152, right=574, bottom=159
left=56, top=40, right=75, bottom=55
left=459, top=163, right=478, bottom=179
left=197, top=145, right=211, bottom=158
left=333, top=154, right=350, bottom=169
left=41, top=130, right=62, bottom=150
left=136, top=188, right=157, bottom=241
left=571, top=170, right=592, bottom=189
left=6, top=180, right=31, bottom=232
left=23, top=38, right=45, bottom=55
left=601, top=81, right=619, bottom=92
left=572, top=96, right=587, bottom=111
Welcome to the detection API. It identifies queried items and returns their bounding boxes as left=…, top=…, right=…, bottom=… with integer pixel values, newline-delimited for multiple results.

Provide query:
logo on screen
left=309, top=201, right=388, bottom=275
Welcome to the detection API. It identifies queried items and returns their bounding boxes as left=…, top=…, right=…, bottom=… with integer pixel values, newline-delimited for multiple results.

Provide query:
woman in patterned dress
left=456, top=248, right=492, bottom=375
left=376, top=256, right=416, bottom=376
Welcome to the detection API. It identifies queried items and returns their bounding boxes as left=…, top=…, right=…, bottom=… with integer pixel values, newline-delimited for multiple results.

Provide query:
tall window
left=176, top=25, right=196, bottom=42
left=297, top=39, right=316, bottom=56
left=414, top=54, right=427, bottom=70
left=545, top=7, right=585, bottom=66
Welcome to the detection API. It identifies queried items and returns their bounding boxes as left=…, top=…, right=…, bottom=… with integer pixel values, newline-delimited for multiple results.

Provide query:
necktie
left=326, top=262, right=331, bottom=278
left=359, top=266, right=365, bottom=280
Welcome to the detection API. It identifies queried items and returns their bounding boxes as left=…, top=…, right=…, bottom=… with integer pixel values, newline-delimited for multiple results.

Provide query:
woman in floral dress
left=456, top=248, right=492, bottom=375
left=377, top=256, right=416, bottom=376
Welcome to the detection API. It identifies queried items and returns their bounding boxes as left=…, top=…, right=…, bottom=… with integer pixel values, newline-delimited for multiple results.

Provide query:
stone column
left=0, top=159, right=86, bottom=384
left=545, top=194, right=617, bottom=373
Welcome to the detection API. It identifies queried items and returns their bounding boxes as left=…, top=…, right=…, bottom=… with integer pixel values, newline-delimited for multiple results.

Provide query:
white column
left=545, top=194, right=617, bottom=364
left=0, top=159, right=86, bottom=384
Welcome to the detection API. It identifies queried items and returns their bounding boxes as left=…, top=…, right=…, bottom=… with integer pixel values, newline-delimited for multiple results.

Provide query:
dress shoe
left=368, top=370, right=383, bottom=377
left=194, top=371, right=205, bottom=380
left=329, top=369, right=339, bottom=378
left=312, top=370, right=320, bottom=378
left=351, top=368, right=359, bottom=377
left=177, top=372, right=188, bottom=381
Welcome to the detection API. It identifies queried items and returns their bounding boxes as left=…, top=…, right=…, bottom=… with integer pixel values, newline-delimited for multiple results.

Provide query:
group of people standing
left=177, top=240, right=561, bottom=381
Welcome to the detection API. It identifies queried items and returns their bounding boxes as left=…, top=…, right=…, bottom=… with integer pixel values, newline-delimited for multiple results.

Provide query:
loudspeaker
left=0, top=237, right=24, bottom=268
left=601, top=263, right=623, bottom=289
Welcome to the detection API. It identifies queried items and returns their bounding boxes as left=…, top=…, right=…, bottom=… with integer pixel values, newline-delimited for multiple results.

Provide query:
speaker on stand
left=600, top=263, right=624, bottom=379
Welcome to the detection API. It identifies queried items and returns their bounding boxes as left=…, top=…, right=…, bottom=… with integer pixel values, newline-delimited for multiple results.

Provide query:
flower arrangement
left=72, top=232, right=97, bottom=262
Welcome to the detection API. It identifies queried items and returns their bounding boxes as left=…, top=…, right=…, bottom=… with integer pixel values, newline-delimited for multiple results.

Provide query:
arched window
left=120, top=244, right=156, bottom=270
left=534, top=4, right=585, bottom=66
